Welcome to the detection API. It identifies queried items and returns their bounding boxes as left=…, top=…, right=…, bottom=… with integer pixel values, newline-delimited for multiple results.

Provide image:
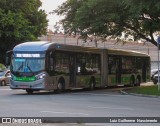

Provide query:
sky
left=40, top=0, right=67, bottom=30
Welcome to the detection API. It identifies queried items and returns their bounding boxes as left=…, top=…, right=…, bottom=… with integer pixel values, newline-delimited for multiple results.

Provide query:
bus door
left=142, top=58, right=147, bottom=82
left=108, top=56, right=121, bottom=85
left=69, top=54, right=76, bottom=88
left=115, top=57, right=121, bottom=84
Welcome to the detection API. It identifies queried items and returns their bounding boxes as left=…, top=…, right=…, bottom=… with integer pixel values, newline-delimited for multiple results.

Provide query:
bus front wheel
left=26, top=89, right=33, bottom=94
left=1, top=80, right=6, bottom=86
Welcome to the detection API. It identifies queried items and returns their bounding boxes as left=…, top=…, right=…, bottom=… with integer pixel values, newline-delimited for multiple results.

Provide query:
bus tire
left=26, top=89, right=33, bottom=94
left=1, top=80, right=6, bottom=86
left=55, top=79, right=65, bottom=93
left=130, top=76, right=135, bottom=87
left=89, top=77, right=95, bottom=90
left=136, top=76, right=141, bottom=86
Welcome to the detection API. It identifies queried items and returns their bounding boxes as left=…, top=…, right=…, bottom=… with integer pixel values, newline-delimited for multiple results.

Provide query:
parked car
left=151, top=69, right=160, bottom=84
left=151, top=69, right=159, bottom=76
left=0, top=70, right=11, bottom=86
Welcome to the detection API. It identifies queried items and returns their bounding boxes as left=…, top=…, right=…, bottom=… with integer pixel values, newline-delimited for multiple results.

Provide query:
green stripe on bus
left=111, top=77, right=116, bottom=83
left=14, top=76, right=36, bottom=82
left=110, top=76, right=130, bottom=83
left=121, top=77, right=130, bottom=83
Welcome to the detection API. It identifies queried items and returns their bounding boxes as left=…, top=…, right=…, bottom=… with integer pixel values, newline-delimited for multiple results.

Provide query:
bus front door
left=69, top=55, right=76, bottom=88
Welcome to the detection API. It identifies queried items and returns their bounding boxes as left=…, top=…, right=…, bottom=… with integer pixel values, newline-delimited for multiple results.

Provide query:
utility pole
left=157, top=36, right=160, bottom=90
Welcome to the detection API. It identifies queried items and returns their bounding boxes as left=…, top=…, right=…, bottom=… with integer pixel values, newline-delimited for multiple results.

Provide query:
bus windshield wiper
left=27, top=63, right=34, bottom=75
left=17, top=63, right=23, bottom=72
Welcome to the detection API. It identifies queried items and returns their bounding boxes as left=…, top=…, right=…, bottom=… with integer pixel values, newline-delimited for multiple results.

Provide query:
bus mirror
left=5, top=57, right=9, bottom=66
left=5, top=50, right=12, bottom=67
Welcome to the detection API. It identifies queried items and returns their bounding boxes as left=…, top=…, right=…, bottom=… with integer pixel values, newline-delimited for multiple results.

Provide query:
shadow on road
left=7, top=82, right=154, bottom=96
left=10, top=85, right=127, bottom=96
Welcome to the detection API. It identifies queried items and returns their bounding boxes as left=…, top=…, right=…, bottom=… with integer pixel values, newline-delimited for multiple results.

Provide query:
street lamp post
left=157, top=36, right=160, bottom=90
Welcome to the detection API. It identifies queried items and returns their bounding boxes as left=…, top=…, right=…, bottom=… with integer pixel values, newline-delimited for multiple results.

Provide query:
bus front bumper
left=10, top=79, right=45, bottom=90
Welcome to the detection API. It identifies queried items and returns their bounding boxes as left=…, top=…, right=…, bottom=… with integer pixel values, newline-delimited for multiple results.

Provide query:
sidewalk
left=140, top=82, right=155, bottom=86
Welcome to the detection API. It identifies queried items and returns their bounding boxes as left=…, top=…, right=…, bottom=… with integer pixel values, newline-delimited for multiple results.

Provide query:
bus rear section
left=107, top=49, right=150, bottom=87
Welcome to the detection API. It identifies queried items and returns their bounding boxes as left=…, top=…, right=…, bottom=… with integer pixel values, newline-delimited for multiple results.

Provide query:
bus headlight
left=36, top=73, right=46, bottom=80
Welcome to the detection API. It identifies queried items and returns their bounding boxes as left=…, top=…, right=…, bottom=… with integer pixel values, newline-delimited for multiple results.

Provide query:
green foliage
left=128, top=85, right=160, bottom=96
left=0, top=63, right=6, bottom=71
left=0, top=0, right=48, bottom=64
left=54, top=0, right=160, bottom=46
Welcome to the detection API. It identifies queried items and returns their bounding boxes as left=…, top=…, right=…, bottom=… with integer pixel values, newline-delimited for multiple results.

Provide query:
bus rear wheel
left=26, top=89, right=33, bottom=94
left=130, top=76, right=135, bottom=87
left=89, top=78, right=95, bottom=90
left=136, top=76, right=141, bottom=86
left=55, top=80, right=65, bottom=93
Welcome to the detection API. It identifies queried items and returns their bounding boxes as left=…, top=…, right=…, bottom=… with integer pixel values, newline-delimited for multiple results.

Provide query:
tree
left=0, top=0, right=48, bottom=64
left=54, top=0, right=160, bottom=47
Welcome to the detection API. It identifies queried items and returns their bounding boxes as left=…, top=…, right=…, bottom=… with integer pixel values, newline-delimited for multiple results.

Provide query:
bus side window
left=77, top=53, right=101, bottom=75
left=108, top=56, right=116, bottom=74
left=55, top=52, right=69, bottom=74
left=76, top=53, right=86, bottom=75
left=46, top=51, right=55, bottom=75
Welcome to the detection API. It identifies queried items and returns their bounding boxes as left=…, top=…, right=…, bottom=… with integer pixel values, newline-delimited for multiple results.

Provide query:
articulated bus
left=8, top=41, right=150, bottom=93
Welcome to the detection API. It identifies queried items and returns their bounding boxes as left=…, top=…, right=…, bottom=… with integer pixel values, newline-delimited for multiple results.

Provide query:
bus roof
left=107, top=48, right=149, bottom=57
left=13, top=41, right=149, bottom=57
left=13, top=41, right=101, bottom=53
left=13, top=41, right=52, bottom=52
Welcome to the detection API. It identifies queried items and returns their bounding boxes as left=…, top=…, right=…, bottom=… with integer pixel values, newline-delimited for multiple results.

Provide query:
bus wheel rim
left=91, top=83, right=94, bottom=89
left=90, top=82, right=95, bottom=90
left=58, top=83, right=62, bottom=90
left=130, top=79, right=134, bottom=87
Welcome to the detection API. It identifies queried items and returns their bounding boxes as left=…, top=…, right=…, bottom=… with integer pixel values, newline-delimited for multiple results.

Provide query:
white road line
left=65, top=112, right=89, bottom=116
left=0, top=89, right=12, bottom=90
left=40, top=111, right=89, bottom=116
left=41, top=111, right=65, bottom=114
left=88, top=106, right=134, bottom=110
left=0, top=89, right=24, bottom=92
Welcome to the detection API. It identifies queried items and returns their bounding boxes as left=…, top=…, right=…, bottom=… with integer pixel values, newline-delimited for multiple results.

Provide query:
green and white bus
left=8, top=41, right=150, bottom=93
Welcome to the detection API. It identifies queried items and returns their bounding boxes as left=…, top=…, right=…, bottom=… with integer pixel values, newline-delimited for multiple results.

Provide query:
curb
left=120, top=89, right=160, bottom=98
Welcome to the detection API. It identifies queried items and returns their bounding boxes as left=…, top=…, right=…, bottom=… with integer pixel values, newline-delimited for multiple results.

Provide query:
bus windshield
left=11, top=58, right=45, bottom=73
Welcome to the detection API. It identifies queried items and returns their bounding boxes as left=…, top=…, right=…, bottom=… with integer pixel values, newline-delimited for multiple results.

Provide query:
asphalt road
left=0, top=85, right=160, bottom=126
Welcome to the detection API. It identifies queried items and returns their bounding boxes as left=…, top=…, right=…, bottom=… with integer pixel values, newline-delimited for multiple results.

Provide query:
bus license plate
left=19, top=85, right=28, bottom=88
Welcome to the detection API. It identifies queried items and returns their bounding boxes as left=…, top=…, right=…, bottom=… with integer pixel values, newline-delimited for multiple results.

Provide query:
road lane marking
left=67, top=112, right=89, bottom=116
left=40, top=111, right=89, bottom=116
left=88, top=106, right=134, bottom=110
left=0, top=89, right=24, bottom=91
left=0, top=89, right=12, bottom=90
left=41, top=111, right=65, bottom=114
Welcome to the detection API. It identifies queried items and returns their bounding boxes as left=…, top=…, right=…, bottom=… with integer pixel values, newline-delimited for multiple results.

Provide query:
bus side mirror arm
left=5, top=57, right=9, bottom=66
left=5, top=50, right=13, bottom=68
